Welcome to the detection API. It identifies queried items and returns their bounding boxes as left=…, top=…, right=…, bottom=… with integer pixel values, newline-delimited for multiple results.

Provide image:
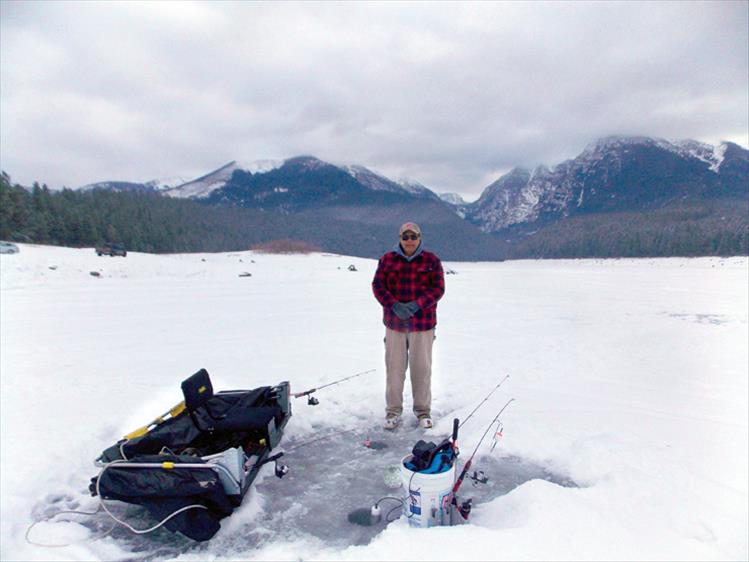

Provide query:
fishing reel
left=274, top=461, right=289, bottom=479
left=291, top=390, right=320, bottom=405
left=468, top=470, right=488, bottom=486
left=458, top=498, right=473, bottom=519
left=258, top=452, right=289, bottom=479
left=293, top=370, right=377, bottom=406
left=449, top=495, right=473, bottom=521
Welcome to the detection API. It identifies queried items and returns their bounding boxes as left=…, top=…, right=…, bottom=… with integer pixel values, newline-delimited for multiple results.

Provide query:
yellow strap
left=123, top=425, right=149, bottom=440
left=122, top=401, right=185, bottom=440
left=161, top=462, right=175, bottom=470
left=169, top=401, right=186, bottom=417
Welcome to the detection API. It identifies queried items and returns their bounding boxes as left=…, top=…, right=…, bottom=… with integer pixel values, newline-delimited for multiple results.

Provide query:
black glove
left=392, top=302, right=413, bottom=320
left=404, top=301, right=420, bottom=314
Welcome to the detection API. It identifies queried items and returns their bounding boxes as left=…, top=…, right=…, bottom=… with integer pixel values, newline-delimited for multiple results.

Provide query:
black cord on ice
left=373, top=496, right=406, bottom=523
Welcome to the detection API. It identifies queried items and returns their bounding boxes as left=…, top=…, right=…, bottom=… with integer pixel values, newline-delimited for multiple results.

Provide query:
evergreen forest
left=1, top=172, right=747, bottom=259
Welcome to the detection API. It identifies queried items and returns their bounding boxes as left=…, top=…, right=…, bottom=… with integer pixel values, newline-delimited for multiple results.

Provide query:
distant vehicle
left=96, top=242, right=127, bottom=257
left=0, top=241, right=19, bottom=254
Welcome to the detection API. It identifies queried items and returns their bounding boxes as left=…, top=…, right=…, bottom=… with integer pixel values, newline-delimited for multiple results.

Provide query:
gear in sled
left=89, top=369, right=291, bottom=542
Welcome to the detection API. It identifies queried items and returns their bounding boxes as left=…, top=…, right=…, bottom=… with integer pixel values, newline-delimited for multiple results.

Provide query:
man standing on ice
left=372, top=222, right=445, bottom=430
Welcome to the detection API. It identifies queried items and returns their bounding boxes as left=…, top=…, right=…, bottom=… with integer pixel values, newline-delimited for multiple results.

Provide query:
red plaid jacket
left=372, top=247, right=445, bottom=332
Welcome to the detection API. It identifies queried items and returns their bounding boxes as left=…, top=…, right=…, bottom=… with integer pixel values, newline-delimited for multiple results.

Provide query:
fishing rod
left=292, top=369, right=376, bottom=405
left=282, top=426, right=361, bottom=454
left=243, top=425, right=367, bottom=482
left=452, top=398, right=515, bottom=498
left=458, top=374, right=510, bottom=430
left=445, top=374, right=509, bottom=455
left=418, top=375, right=510, bottom=475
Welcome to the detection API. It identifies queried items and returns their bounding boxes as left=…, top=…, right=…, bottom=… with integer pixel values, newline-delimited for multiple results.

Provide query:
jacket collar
left=393, top=242, right=423, bottom=262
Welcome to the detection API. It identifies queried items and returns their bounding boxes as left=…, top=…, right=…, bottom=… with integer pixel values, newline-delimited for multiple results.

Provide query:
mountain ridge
left=465, top=137, right=747, bottom=236
left=67, top=135, right=748, bottom=258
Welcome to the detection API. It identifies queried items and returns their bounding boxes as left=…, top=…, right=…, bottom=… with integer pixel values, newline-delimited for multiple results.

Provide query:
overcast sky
left=1, top=1, right=747, bottom=200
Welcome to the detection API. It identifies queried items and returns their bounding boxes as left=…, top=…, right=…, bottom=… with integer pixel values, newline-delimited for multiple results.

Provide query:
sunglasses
left=401, top=233, right=420, bottom=241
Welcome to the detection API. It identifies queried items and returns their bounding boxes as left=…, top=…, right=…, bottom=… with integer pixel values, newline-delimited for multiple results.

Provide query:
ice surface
left=40, top=426, right=574, bottom=560
left=1, top=246, right=747, bottom=561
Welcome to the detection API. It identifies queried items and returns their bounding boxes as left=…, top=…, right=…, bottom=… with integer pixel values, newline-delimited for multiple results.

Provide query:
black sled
left=89, top=369, right=291, bottom=541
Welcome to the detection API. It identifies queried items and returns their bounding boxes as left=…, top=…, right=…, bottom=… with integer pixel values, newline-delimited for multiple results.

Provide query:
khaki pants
left=385, top=327, right=435, bottom=417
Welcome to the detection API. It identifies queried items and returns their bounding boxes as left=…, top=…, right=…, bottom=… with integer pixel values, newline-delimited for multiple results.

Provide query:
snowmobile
left=89, top=368, right=292, bottom=541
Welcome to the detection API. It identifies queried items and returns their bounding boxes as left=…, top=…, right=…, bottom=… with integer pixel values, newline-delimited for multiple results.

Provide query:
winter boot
left=383, top=414, right=401, bottom=430
left=418, top=414, right=433, bottom=429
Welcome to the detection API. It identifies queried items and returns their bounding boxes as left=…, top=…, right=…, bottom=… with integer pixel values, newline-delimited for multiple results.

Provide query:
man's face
left=400, top=230, right=420, bottom=256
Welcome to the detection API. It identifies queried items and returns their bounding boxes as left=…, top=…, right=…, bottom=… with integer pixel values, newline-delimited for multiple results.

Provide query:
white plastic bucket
left=400, top=454, right=456, bottom=528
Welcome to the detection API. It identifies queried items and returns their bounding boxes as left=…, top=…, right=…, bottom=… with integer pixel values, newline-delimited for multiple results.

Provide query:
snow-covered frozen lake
left=1, top=244, right=747, bottom=561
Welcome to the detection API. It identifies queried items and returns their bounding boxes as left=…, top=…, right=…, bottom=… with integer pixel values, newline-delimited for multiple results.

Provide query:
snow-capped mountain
left=149, top=158, right=438, bottom=204
left=205, top=156, right=444, bottom=212
left=72, top=136, right=747, bottom=242
left=437, top=192, right=468, bottom=218
left=439, top=192, right=467, bottom=206
left=162, top=160, right=282, bottom=199
left=340, top=165, right=440, bottom=201
left=161, top=161, right=238, bottom=199
left=467, top=136, right=748, bottom=233
left=79, top=181, right=152, bottom=193
left=79, top=162, right=284, bottom=199
left=240, top=159, right=285, bottom=175
left=396, top=179, right=441, bottom=201
left=344, top=165, right=405, bottom=194
left=144, top=176, right=190, bottom=191
left=79, top=176, right=187, bottom=193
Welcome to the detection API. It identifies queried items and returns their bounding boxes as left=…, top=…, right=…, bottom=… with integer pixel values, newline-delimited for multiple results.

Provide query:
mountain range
left=465, top=136, right=747, bottom=235
left=74, top=135, right=748, bottom=258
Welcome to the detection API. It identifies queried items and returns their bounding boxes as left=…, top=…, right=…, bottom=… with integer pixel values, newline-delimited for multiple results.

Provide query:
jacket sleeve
left=372, top=256, right=397, bottom=309
left=416, top=256, right=445, bottom=310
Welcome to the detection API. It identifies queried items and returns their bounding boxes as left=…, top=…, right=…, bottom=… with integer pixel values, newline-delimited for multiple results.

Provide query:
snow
left=163, top=162, right=239, bottom=199
left=164, top=160, right=282, bottom=200
left=396, top=178, right=431, bottom=195
left=345, top=165, right=403, bottom=193
left=584, top=136, right=728, bottom=173
left=145, top=177, right=191, bottom=191
left=79, top=177, right=188, bottom=193
left=712, top=143, right=728, bottom=172
left=344, top=166, right=439, bottom=199
left=670, top=139, right=727, bottom=172
left=2, top=245, right=747, bottom=561
left=472, top=169, right=552, bottom=231
left=165, top=179, right=224, bottom=199
left=236, top=159, right=283, bottom=175
left=438, top=193, right=466, bottom=206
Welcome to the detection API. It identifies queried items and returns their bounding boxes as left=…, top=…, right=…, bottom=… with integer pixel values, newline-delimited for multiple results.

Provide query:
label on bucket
left=408, top=490, right=421, bottom=515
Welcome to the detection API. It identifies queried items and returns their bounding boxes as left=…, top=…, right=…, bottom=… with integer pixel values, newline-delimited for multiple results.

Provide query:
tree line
left=1, top=172, right=746, bottom=258
left=0, top=172, right=294, bottom=253
left=505, top=200, right=749, bottom=258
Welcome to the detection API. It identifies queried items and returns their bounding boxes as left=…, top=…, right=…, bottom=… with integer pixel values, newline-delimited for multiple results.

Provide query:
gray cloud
left=1, top=1, right=747, bottom=200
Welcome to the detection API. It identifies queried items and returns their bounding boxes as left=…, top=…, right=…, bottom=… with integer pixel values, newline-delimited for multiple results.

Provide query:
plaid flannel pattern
left=372, top=250, right=445, bottom=332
